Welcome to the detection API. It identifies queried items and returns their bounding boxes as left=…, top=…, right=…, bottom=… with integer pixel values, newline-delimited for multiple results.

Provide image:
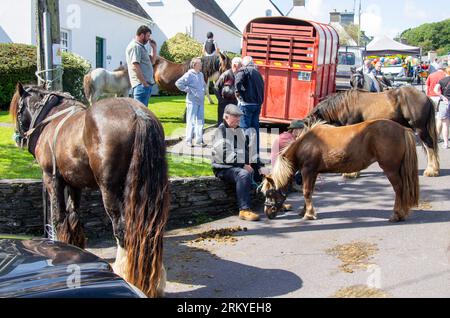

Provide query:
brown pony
left=262, top=120, right=419, bottom=223
left=153, top=52, right=231, bottom=103
left=306, top=87, right=439, bottom=177
left=10, top=83, right=169, bottom=297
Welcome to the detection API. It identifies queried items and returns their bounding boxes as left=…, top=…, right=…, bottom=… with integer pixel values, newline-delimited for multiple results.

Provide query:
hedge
left=0, top=43, right=91, bottom=109
left=159, top=33, right=203, bottom=63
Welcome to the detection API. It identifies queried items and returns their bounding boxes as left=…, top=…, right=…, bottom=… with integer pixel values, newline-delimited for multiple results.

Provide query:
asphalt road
left=88, top=143, right=450, bottom=298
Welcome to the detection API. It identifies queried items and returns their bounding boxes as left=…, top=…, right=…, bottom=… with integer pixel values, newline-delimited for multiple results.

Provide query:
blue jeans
left=215, top=167, right=252, bottom=210
left=238, top=103, right=261, bottom=158
left=186, top=102, right=204, bottom=144
left=133, top=83, right=152, bottom=106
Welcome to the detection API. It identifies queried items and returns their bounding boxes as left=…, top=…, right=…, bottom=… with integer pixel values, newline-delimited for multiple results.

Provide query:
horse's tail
left=123, top=108, right=169, bottom=298
left=399, top=129, right=419, bottom=216
left=83, top=74, right=94, bottom=104
left=59, top=206, right=86, bottom=249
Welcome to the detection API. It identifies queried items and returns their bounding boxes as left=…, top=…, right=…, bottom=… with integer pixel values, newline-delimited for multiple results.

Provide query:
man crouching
left=211, top=104, right=260, bottom=221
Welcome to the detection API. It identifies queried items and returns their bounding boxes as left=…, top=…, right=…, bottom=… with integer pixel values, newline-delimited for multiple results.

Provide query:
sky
left=217, top=0, right=450, bottom=39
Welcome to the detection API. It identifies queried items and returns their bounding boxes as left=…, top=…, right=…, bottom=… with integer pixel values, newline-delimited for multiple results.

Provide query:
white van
left=336, top=46, right=363, bottom=90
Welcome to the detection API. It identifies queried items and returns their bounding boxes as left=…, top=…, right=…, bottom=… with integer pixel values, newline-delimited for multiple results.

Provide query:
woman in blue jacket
left=175, top=58, right=206, bottom=147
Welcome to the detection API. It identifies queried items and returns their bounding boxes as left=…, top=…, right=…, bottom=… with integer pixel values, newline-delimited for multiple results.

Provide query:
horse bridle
left=264, top=189, right=287, bottom=210
left=15, top=89, right=79, bottom=151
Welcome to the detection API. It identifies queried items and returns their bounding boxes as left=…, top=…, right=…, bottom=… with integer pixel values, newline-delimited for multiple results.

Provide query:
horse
left=261, top=120, right=419, bottom=223
left=153, top=52, right=231, bottom=104
left=10, top=83, right=169, bottom=297
left=350, top=68, right=392, bottom=92
left=306, top=87, right=439, bottom=177
left=83, top=65, right=131, bottom=105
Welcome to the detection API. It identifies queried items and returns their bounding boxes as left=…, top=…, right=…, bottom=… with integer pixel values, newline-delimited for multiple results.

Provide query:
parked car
left=336, top=46, right=364, bottom=91
left=0, top=236, right=145, bottom=298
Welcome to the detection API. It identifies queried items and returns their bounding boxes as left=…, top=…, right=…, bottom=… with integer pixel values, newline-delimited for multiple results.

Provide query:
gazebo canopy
left=365, top=35, right=421, bottom=56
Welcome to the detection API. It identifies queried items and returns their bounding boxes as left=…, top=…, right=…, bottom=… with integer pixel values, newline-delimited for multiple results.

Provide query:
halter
left=264, top=189, right=287, bottom=210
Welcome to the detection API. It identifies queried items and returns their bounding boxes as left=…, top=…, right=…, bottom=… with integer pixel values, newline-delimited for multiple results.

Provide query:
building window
left=60, top=29, right=71, bottom=52
left=265, top=9, right=272, bottom=16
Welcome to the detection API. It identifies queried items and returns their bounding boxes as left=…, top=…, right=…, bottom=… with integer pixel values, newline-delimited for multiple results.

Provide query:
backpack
left=204, top=39, right=216, bottom=55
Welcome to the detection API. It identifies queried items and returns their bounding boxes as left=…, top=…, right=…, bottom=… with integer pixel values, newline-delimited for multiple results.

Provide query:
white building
left=215, top=0, right=284, bottom=34
left=0, top=0, right=152, bottom=70
left=139, top=0, right=242, bottom=54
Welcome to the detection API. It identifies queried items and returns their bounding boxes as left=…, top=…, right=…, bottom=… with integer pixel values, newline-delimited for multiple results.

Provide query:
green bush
left=159, top=33, right=203, bottom=63
left=62, top=51, right=91, bottom=102
left=0, top=43, right=91, bottom=109
left=0, top=44, right=37, bottom=109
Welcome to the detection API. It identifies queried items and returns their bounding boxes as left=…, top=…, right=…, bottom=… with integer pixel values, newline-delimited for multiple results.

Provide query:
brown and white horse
left=262, top=120, right=419, bottom=223
left=10, top=83, right=169, bottom=297
left=83, top=65, right=131, bottom=105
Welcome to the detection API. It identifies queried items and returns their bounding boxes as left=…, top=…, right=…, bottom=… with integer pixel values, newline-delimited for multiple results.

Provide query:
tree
left=400, top=19, right=450, bottom=55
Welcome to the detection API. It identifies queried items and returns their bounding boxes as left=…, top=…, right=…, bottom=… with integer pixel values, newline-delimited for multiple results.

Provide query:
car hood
left=0, top=238, right=143, bottom=298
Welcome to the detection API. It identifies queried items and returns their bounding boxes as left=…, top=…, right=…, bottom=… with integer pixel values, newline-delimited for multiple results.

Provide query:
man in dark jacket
left=214, top=57, right=242, bottom=125
left=235, top=56, right=264, bottom=159
left=211, top=104, right=260, bottom=221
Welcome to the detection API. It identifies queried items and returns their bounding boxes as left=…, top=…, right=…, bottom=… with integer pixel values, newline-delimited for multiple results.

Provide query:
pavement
left=88, top=143, right=450, bottom=298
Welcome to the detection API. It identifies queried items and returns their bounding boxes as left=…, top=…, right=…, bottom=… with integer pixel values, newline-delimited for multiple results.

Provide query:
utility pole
left=36, top=0, right=62, bottom=91
left=358, top=0, right=362, bottom=46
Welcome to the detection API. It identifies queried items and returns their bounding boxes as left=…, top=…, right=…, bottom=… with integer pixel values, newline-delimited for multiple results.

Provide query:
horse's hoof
left=303, top=214, right=317, bottom=221
left=389, top=214, right=405, bottom=222
left=342, top=172, right=360, bottom=179
left=423, top=169, right=439, bottom=177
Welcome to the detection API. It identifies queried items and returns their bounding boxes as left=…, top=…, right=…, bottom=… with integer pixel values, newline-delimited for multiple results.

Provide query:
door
left=96, top=37, right=105, bottom=68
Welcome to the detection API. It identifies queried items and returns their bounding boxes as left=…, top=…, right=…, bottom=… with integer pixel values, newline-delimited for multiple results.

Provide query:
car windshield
left=338, top=52, right=356, bottom=65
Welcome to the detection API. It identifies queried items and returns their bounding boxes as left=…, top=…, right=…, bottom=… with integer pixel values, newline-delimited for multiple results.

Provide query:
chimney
left=293, top=0, right=305, bottom=6
left=330, top=10, right=340, bottom=23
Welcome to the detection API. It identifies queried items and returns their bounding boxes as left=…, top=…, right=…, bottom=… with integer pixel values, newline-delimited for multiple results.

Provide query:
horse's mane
left=308, top=90, right=361, bottom=123
left=267, top=120, right=327, bottom=190
left=113, top=65, right=127, bottom=72
left=9, top=89, right=20, bottom=123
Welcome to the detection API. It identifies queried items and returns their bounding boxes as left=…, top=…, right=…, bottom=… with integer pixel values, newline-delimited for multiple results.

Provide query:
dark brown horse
left=306, top=87, right=439, bottom=177
left=10, top=83, right=169, bottom=297
left=262, top=120, right=419, bottom=222
left=153, top=52, right=231, bottom=103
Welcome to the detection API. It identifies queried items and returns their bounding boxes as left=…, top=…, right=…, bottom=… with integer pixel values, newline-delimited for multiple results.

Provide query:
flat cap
left=287, top=119, right=305, bottom=130
left=224, top=104, right=244, bottom=116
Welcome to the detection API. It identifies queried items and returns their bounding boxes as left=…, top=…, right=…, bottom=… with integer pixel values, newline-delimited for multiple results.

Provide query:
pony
left=83, top=65, right=131, bottom=105
left=306, top=87, right=439, bottom=177
left=261, top=120, right=419, bottom=223
left=350, top=68, right=392, bottom=92
left=153, top=52, right=231, bottom=104
left=10, top=83, right=169, bottom=297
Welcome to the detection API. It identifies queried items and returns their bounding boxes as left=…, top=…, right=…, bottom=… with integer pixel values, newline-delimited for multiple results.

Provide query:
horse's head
left=261, top=175, right=287, bottom=220
left=218, top=51, right=231, bottom=74
left=350, top=68, right=364, bottom=89
left=10, top=83, right=47, bottom=147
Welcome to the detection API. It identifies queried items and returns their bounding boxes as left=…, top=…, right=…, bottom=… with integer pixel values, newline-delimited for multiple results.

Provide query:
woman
left=214, top=57, right=241, bottom=125
left=175, top=57, right=206, bottom=147
left=434, top=66, right=450, bottom=149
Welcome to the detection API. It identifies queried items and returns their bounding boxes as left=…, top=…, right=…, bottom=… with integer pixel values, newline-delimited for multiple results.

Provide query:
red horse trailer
left=242, top=17, right=339, bottom=123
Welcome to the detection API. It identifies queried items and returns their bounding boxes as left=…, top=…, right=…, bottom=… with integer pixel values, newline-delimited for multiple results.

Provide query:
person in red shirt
left=434, top=66, right=450, bottom=149
left=426, top=63, right=448, bottom=137
left=271, top=120, right=305, bottom=190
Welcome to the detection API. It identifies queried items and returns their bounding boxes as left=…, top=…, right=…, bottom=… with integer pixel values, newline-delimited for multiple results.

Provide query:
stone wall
left=0, top=177, right=263, bottom=239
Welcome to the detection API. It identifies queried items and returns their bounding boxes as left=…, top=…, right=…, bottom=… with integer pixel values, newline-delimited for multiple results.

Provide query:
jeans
left=215, top=167, right=252, bottom=211
left=186, top=102, right=204, bottom=144
left=133, top=83, right=152, bottom=107
left=238, top=103, right=261, bottom=159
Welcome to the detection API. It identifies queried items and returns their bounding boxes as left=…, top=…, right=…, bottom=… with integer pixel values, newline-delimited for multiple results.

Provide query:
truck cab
left=336, top=46, right=363, bottom=91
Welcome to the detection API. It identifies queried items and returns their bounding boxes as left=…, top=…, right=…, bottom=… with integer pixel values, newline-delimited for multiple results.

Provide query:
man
left=211, top=104, right=261, bottom=221
left=426, top=62, right=448, bottom=138
left=214, top=57, right=242, bottom=125
left=126, top=25, right=157, bottom=107
left=202, top=31, right=220, bottom=57
left=357, top=59, right=373, bottom=74
left=235, top=56, right=265, bottom=160
left=434, top=66, right=450, bottom=149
